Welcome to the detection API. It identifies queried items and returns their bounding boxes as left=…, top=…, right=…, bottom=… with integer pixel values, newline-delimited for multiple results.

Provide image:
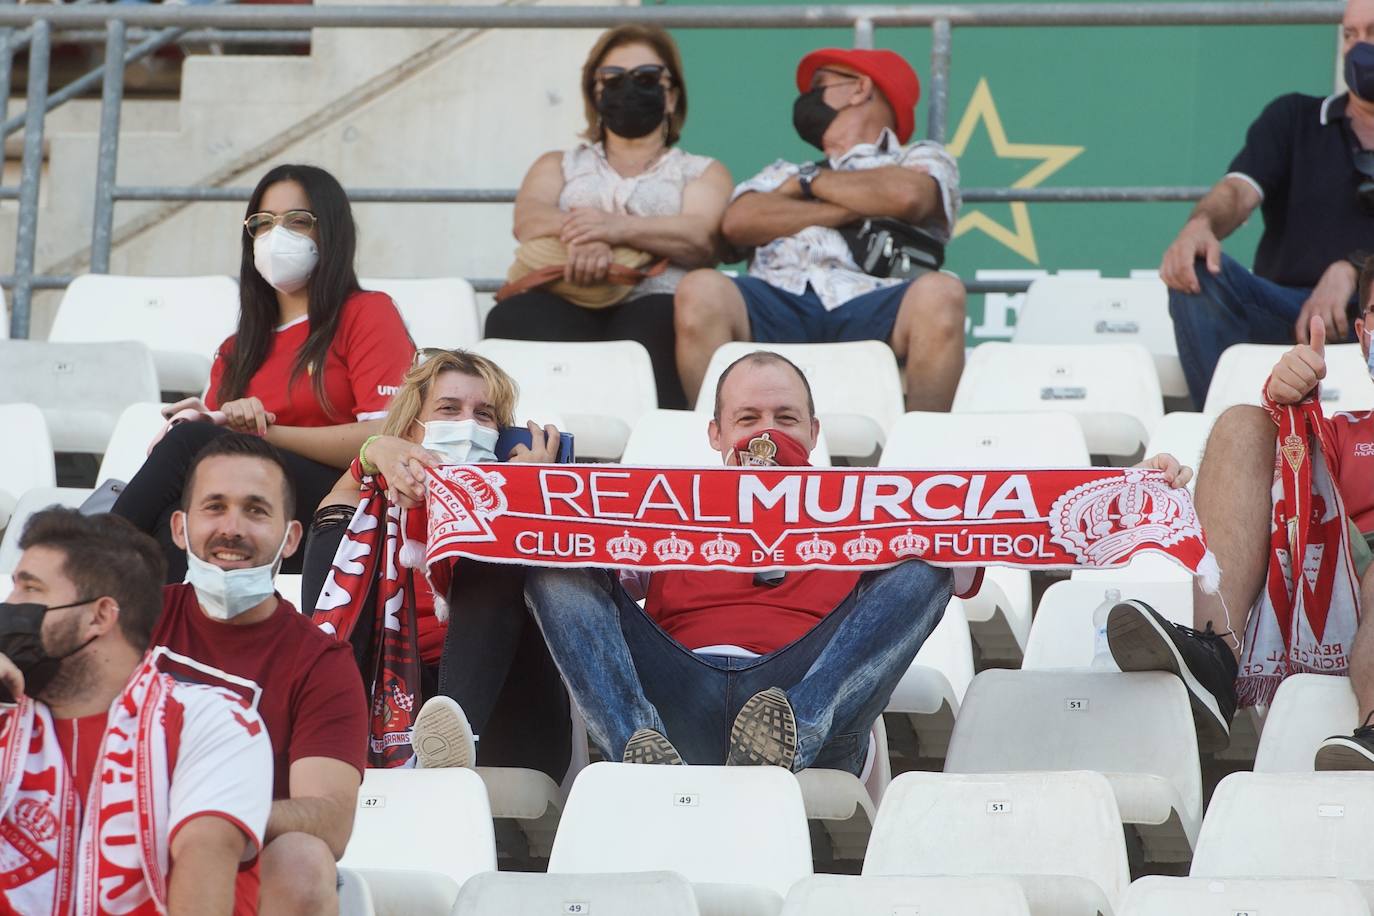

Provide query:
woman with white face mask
left=113, top=164, right=414, bottom=584
left=302, top=349, right=571, bottom=779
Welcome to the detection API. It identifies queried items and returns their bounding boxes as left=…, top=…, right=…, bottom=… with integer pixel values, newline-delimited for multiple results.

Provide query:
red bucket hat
left=796, top=48, right=921, bottom=144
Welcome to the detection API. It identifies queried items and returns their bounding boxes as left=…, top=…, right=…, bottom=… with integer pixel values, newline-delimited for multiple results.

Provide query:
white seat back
left=97, top=403, right=168, bottom=484
left=1205, top=343, right=1374, bottom=415
left=548, top=762, right=812, bottom=898
left=454, top=871, right=699, bottom=916
left=954, top=342, right=1163, bottom=457
left=1191, top=773, right=1374, bottom=882
left=0, top=487, right=95, bottom=573
left=361, top=277, right=480, bottom=350
left=0, top=404, right=55, bottom=525
left=474, top=339, right=657, bottom=459
left=621, top=409, right=833, bottom=466
left=882, top=410, right=1090, bottom=468
left=782, top=875, right=1032, bottom=916
left=1144, top=412, right=1214, bottom=490
left=864, top=771, right=1130, bottom=913
left=1023, top=579, right=1193, bottom=669
left=694, top=341, right=904, bottom=459
left=0, top=340, right=160, bottom=454
left=1254, top=674, right=1361, bottom=773
left=1120, top=876, right=1372, bottom=916
left=339, top=768, right=496, bottom=890
left=47, top=274, right=238, bottom=394
left=1015, top=276, right=1184, bottom=398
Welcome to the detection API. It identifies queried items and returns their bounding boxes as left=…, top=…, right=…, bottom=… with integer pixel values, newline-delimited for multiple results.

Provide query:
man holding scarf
left=155, top=433, right=368, bottom=915
left=0, top=509, right=272, bottom=914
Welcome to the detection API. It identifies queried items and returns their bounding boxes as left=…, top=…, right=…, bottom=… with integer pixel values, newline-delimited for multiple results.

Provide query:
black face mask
left=596, top=80, right=668, bottom=140
left=0, top=599, right=95, bottom=703
left=793, top=88, right=841, bottom=151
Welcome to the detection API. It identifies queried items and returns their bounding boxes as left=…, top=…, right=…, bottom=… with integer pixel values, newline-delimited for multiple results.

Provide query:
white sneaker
left=413, top=696, right=476, bottom=769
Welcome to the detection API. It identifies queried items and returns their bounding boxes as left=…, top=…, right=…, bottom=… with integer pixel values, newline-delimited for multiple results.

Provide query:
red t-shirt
left=155, top=584, right=368, bottom=797
left=53, top=713, right=106, bottom=803
left=1325, top=409, right=1374, bottom=534
left=646, top=570, right=862, bottom=656
left=206, top=290, right=413, bottom=427
left=411, top=585, right=445, bottom=667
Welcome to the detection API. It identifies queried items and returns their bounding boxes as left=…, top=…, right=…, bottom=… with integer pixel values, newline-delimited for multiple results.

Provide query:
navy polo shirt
left=1226, top=92, right=1374, bottom=288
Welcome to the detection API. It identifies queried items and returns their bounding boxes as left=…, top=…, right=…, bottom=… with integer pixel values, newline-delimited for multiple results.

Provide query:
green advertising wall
left=665, top=0, right=1336, bottom=342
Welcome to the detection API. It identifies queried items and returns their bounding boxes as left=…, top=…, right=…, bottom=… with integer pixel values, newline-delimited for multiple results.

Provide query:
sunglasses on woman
left=243, top=209, right=318, bottom=239
left=414, top=347, right=461, bottom=367
left=595, top=64, right=670, bottom=91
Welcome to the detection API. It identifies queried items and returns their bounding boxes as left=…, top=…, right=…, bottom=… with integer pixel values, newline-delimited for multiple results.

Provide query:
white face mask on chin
left=422, top=419, right=500, bottom=465
left=253, top=225, right=319, bottom=294
left=185, top=531, right=291, bottom=622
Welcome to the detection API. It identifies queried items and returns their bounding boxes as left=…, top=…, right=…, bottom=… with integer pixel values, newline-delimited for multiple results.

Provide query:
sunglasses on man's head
left=243, top=209, right=317, bottom=239
left=595, top=64, right=669, bottom=91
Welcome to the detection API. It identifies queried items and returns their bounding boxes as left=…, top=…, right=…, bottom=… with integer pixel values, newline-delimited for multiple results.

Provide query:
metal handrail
left=0, top=1, right=1346, bottom=337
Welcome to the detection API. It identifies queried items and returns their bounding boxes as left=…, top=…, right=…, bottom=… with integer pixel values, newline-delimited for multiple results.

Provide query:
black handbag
left=836, top=216, right=945, bottom=279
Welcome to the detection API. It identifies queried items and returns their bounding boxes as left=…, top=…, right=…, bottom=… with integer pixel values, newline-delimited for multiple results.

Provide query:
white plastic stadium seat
left=453, top=871, right=700, bottom=916
left=954, top=342, right=1163, bottom=458
left=1143, top=412, right=1214, bottom=491
left=0, top=404, right=55, bottom=529
left=794, top=718, right=889, bottom=862
left=47, top=274, right=238, bottom=395
left=864, top=771, right=1131, bottom=916
left=361, top=277, right=481, bottom=351
left=781, top=875, right=1033, bottom=916
left=474, top=339, right=657, bottom=460
left=694, top=341, right=904, bottom=459
left=1119, top=876, right=1371, bottom=916
left=1191, top=773, right=1374, bottom=906
left=548, top=762, right=812, bottom=916
left=275, top=574, right=304, bottom=611
left=0, top=340, right=160, bottom=454
left=622, top=409, right=833, bottom=466
left=0, top=487, right=94, bottom=573
left=884, top=597, right=974, bottom=766
left=338, top=768, right=497, bottom=916
left=96, top=403, right=169, bottom=484
left=475, top=765, right=565, bottom=860
left=1022, top=579, right=1193, bottom=670
left=1205, top=343, right=1374, bottom=415
left=1014, top=276, right=1184, bottom=399
left=946, top=669, right=1203, bottom=863
left=1254, top=674, right=1360, bottom=773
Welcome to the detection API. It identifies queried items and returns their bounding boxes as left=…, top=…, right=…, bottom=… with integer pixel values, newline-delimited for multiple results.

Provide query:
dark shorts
left=733, top=275, right=910, bottom=344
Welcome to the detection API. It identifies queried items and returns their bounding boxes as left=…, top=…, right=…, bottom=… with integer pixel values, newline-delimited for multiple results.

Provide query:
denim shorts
left=733, top=276, right=909, bottom=344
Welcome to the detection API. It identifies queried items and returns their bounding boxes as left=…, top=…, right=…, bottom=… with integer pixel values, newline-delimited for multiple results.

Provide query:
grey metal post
left=10, top=18, right=48, bottom=339
left=927, top=18, right=951, bottom=143
left=91, top=19, right=126, bottom=275
left=853, top=16, right=874, bottom=49
left=0, top=0, right=15, bottom=126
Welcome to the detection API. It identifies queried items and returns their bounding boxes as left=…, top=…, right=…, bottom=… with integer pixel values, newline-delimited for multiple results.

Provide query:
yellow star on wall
left=946, top=78, right=1084, bottom=264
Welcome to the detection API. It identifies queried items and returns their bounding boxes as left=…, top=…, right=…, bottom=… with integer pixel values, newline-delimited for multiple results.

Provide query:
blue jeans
left=523, top=562, right=952, bottom=775
left=1169, top=253, right=1312, bottom=409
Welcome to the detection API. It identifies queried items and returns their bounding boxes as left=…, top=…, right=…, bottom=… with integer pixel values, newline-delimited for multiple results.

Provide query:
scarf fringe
left=1196, top=549, right=1221, bottom=595
left=1236, top=674, right=1283, bottom=710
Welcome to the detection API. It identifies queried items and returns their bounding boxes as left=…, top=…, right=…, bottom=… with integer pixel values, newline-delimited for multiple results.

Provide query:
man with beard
left=0, top=510, right=272, bottom=914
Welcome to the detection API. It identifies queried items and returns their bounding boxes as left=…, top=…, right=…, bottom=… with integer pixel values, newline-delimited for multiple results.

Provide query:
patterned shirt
left=733, top=128, right=961, bottom=310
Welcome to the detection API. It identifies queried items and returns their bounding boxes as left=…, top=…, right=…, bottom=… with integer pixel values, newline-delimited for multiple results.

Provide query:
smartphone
left=494, top=426, right=575, bottom=463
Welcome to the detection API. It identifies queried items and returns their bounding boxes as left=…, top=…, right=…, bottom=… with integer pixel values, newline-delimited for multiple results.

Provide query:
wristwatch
left=797, top=162, right=821, bottom=201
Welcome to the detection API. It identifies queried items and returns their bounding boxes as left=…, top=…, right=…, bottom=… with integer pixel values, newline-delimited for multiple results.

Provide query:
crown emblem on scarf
left=842, top=531, right=882, bottom=562
left=889, top=528, right=930, bottom=558
left=701, top=533, right=741, bottom=564
left=448, top=467, right=509, bottom=519
left=796, top=533, right=836, bottom=563
left=13, top=799, right=58, bottom=843
left=739, top=433, right=779, bottom=467
left=654, top=531, right=695, bottom=563
left=607, top=530, right=647, bottom=562
left=1048, top=468, right=1201, bottom=567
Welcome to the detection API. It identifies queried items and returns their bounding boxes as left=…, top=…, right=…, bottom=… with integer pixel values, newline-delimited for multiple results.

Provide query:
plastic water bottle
left=1090, top=588, right=1121, bottom=671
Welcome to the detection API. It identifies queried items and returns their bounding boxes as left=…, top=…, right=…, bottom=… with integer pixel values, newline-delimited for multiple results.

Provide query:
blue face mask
left=1347, top=42, right=1374, bottom=102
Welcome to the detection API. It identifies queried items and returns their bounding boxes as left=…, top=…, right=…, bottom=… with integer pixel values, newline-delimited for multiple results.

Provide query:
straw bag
left=496, top=236, right=668, bottom=309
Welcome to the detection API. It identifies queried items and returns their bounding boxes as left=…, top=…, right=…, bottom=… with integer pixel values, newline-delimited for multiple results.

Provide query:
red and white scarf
left=1239, top=394, right=1362, bottom=707
left=0, top=655, right=173, bottom=915
left=312, top=465, right=452, bottom=767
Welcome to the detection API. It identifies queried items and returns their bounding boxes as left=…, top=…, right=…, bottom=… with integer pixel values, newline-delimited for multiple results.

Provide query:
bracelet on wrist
left=359, top=435, right=383, bottom=476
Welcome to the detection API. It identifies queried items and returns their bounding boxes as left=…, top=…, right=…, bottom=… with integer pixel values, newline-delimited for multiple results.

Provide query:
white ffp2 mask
left=185, top=531, right=291, bottom=621
left=422, top=419, right=499, bottom=465
left=253, top=225, right=318, bottom=293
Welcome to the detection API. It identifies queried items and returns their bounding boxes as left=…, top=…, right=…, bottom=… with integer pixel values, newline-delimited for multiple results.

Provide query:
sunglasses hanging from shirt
left=801, top=161, right=946, bottom=279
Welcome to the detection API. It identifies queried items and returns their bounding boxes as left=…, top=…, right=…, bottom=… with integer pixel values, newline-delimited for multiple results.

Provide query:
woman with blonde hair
left=485, top=24, right=732, bottom=409
left=303, top=348, right=570, bottom=779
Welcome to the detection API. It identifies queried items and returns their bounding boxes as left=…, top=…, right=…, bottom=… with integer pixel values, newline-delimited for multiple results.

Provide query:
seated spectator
left=114, top=163, right=414, bottom=583
left=1108, top=306, right=1374, bottom=768
left=673, top=48, right=965, bottom=412
left=304, top=348, right=570, bottom=780
left=158, top=433, right=369, bottom=915
left=2, top=510, right=272, bottom=914
left=485, top=24, right=732, bottom=410
left=1163, top=0, right=1374, bottom=408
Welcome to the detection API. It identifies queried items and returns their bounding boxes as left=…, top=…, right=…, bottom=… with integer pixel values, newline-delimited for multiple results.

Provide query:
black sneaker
left=622, top=728, right=684, bottom=765
left=726, top=687, right=798, bottom=770
left=1314, top=715, right=1374, bottom=770
left=1106, top=599, right=1238, bottom=753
